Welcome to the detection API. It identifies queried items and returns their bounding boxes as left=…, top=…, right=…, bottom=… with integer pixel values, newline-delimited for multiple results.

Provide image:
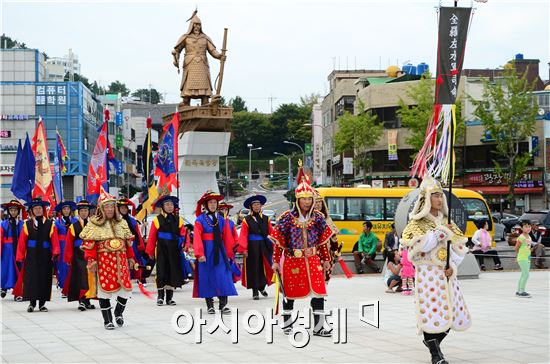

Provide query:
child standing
left=515, top=221, right=532, bottom=298
left=400, top=247, right=415, bottom=295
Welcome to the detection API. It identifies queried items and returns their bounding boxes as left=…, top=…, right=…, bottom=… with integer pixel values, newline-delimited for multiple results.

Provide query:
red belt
left=2, top=237, right=13, bottom=243
left=201, top=233, right=214, bottom=241
left=58, top=234, right=67, bottom=241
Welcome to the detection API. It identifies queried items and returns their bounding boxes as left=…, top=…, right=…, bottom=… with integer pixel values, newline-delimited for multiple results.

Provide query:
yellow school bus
left=317, top=187, right=493, bottom=253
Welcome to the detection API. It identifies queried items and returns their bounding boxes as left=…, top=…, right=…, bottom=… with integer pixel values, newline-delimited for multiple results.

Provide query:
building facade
left=1, top=48, right=103, bottom=202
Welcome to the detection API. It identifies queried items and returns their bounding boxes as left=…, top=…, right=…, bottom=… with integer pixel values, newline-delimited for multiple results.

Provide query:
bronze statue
left=172, top=10, right=227, bottom=107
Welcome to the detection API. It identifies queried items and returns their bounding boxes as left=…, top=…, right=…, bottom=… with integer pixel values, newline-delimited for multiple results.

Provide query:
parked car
left=236, top=208, right=250, bottom=225
left=518, top=211, right=550, bottom=247
left=491, top=214, right=507, bottom=241
left=492, top=212, right=519, bottom=233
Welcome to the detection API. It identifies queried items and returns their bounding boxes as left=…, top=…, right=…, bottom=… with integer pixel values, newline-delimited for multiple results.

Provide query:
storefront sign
left=0, top=145, right=18, bottom=151
left=466, top=171, right=543, bottom=188
left=1, top=114, right=29, bottom=120
left=388, top=130, right=398, bottom=161
left=36, top=84, right=67, bottom=105
left=343, top=157, right=353, bottom=175
left=0, top=165, right=15, bottom=173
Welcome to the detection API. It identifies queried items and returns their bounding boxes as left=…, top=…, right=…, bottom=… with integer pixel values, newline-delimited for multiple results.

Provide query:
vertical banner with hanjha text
left=388, top=130, right=398, bottom=161
left=436, top=7, right=472, bottom=104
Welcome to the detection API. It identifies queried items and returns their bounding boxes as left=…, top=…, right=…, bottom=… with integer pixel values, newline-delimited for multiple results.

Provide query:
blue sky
left=2, top=0, right=549, bottom=112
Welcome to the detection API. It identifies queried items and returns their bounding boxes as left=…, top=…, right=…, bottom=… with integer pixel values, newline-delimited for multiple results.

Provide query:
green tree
left=230, top=96, right=248, bottom=112
left=271, top=103, right=311, bottom=155
left=107, top=80, right=130, bottom=96
left=132, top=88, right=163, bottom=104
left=299, top=92, right=321, bottom=108
left=334, top=101, right=383, bottom=171
left=0, top=35, right=26, bottom=49
left=469, top=67, right=539, bottom=212
left=228, top=111, right=274, bottom=157
left=397, top=73, right=465, bottom=153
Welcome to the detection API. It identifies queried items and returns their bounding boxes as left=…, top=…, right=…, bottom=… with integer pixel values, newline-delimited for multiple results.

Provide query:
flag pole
left=446, top=0, right=459, bottom=272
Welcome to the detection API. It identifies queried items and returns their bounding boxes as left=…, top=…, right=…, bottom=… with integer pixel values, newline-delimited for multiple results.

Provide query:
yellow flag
left=136, top=182, right=159, bottom=222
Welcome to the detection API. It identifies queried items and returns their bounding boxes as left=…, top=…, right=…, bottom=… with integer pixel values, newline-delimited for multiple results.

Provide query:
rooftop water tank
left=417, top=62, right=429, bottom=76
left=402, top=63, right=416, bottom=75
left=515, top=53, right=524, bottom=60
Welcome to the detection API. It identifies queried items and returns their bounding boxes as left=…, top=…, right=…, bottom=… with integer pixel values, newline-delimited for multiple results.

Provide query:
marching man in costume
left=80, top=189, right=135, bottom=330
left=53, top=200, right=77, bottom=294
left=218, top=201, right=241, bottom=283
left=146, top=194, right=186, bottom=306
left=401, top=177, right=471, bottom=364
left=16, top=198, right=60, bottom=312
left=1, top=200, right=24, bottom=300
left=64, top=200, right=96, bottom=311
left=271, top=177, right=334, bottom=337
left=193, top=191, right=237, bottom=314
left=117, top=197, right=147, bottom=285
left=237, top=195, right=274, bottom=300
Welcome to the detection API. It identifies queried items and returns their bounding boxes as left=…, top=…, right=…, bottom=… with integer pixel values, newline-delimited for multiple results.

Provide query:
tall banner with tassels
left=410, top=6, right=472, bottom=182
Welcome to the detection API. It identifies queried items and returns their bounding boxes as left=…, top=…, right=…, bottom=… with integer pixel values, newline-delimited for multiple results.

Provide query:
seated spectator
left=529, top=222, right=547, bottom=269
left=352, top=220, right=381, bottom=274
left=383, top=223, right=400, bottom=260
left=384, top=250, right=402, bottom=293
left=471, top=220, right=503, bottom=270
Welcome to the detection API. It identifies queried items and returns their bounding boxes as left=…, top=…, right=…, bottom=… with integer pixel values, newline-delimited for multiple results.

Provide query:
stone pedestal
left=177, top=131, right=231, bottom=223
left=162, top=105, right=233, bottom=223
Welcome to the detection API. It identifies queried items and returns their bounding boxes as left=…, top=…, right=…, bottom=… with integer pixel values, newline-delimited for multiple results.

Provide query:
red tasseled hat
left=195, top=190, right=224, bottom=217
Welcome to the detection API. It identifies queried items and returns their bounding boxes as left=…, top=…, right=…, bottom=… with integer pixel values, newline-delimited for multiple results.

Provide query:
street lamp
left=274, top=152, right=292, bottom=190
left=224, top=155, right=236, bottom=200
left=283, top=140, right=305, bottom=163
left=247, top=144, right=262, bottom=192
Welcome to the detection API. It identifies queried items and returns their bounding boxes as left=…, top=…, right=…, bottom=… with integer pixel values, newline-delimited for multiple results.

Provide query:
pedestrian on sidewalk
left=352, top=221, right=381, bottom=273
left=515, top=220, right=532, bottom=298
left=401, top=177, right=471, bottom=364
left=146, top=194, right=186, bottom=306
left=528, top=222, right=547, bottom=269
left=471, top=220, right=503, bottom=270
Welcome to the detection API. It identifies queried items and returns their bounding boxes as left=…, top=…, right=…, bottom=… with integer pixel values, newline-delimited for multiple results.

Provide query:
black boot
left=114, top=297, right=128, bottom=327
left=424, top=339, right=448, bottom=364
left=312, top=312, right=332, bottom=337
left=252, top=289, right=259, bottom=300
left=219, top=296, right=230, bottom=314
left=84, top=298, right=95, bottom=309
left=99, top=299, right=114, bottom=330
left=157, top=289, right=165, bottom=306
left=205, top=298, right=215, bottom=314
left=282, top=312, right=293, bottom=335
left=166, top=289, right=176, bottom=305
left=0, top=289, right=6, bottom=298
left=78, top=299, right=86, bottom=311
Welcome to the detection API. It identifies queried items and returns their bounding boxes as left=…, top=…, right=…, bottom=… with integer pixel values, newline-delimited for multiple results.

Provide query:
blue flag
left=11, top=134, right=35, bottom=203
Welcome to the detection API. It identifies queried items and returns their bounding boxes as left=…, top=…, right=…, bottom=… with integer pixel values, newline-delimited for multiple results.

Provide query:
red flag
left=86, top=122, right=109, bottom=203
left=32, top=118, right=54, bottom=207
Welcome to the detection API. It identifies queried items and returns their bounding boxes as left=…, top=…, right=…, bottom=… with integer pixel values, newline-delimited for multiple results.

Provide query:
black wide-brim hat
left=25, top=198, right=50, bottom=208
left=76, top=199, right=94, bottom=210
left=243, top=195, right=267, bottom=209
left=54, top=200, right=77, bottom=213
left=153, top=195, right=179, bottom=210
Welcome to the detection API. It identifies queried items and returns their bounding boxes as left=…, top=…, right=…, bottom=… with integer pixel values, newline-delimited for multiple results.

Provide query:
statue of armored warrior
left=172, top=10, right=226, bottom=107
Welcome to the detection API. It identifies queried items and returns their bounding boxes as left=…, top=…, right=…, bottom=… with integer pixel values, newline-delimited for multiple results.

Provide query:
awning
left=464, top=186, right=544, bottom=195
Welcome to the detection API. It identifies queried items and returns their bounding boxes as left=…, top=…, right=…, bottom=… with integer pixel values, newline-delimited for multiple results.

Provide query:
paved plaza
left=1, top=270, right=549, bottom=363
